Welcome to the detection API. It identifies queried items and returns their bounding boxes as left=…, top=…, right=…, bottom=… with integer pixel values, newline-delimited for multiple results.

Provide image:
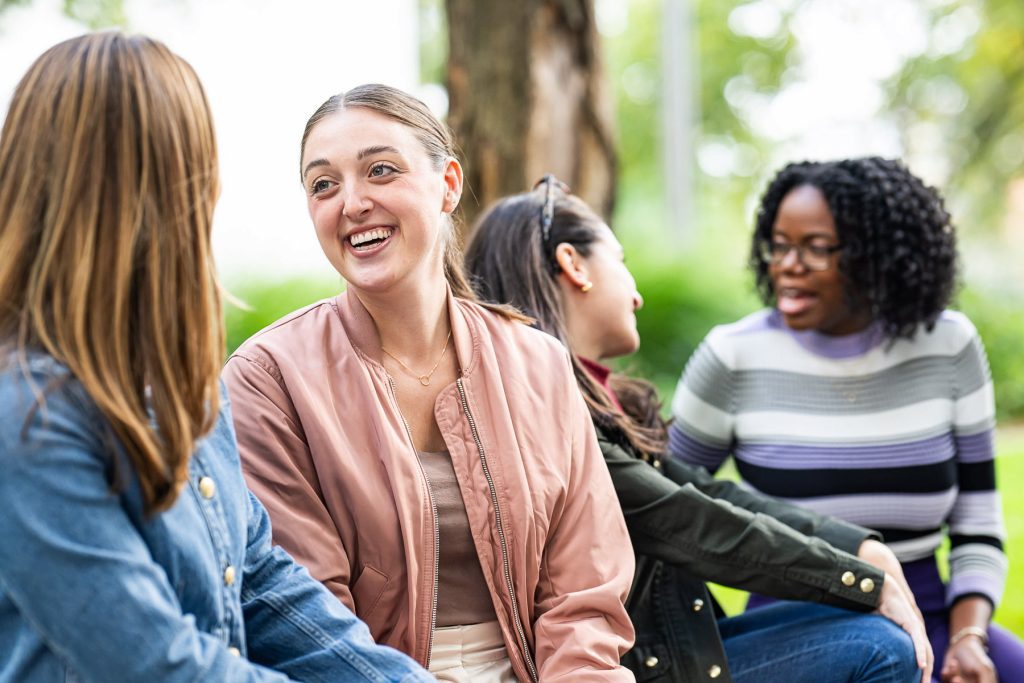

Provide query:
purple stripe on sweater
left=749, top=308, right=889, bottom=359
left=946, top=573, right=1002, bottom=607
left=668, top=424, right=729, bottom=470
left=732, top=433, right=956, bottom=470
left=955, top=430, right=995, bottom=463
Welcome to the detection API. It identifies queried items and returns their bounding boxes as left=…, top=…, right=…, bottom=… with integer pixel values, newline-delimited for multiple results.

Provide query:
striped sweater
left=669, top=308, right=1008, bottom=608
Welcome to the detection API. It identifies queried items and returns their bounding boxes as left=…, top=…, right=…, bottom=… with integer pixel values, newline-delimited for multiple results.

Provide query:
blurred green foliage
left=224, top=277, right=342, bottom=356
left=888, top=0, right=1024, bottom=231
left=224, top=257, right=1024, bottom=422
left=0, top=0, right=125, bottom=27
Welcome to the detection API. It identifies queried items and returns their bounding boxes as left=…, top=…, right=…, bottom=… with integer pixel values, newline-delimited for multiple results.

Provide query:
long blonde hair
left=0, top=32, right=223, bottom=514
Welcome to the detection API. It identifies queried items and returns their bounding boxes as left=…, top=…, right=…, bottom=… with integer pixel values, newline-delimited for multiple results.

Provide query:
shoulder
left=931, top=310, right=980, bottom=345
left=692, top=309, right=782, bottom=369
left=458, top=298, right=572, bottom=366
left=0, top=350, right=103, bottom=453
left=896, top=310, right=980, bottom=357
left=226, top=297, right=340, bottom=379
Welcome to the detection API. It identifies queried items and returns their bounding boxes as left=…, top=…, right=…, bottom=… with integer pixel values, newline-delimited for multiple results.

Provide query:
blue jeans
left=719, top=602, right=919, bottom=683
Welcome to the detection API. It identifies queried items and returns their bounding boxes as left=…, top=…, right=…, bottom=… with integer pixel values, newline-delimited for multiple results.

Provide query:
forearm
left=663, top=457, right=879, bottom=555
left=949, top=596, right=993, bottom=642
left=605, top=439, right=881, bottom=608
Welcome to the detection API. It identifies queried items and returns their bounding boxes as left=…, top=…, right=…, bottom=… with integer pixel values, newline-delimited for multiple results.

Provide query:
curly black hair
left=750, top=157, right=959, bottom=340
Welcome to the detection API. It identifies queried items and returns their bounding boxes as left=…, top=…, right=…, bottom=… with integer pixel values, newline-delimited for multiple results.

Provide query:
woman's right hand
left=876, top=572, right=934, bottom=683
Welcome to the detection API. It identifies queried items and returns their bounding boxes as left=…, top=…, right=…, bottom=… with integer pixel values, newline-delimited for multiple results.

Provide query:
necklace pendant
left=419, top=375, right=431, bottom=386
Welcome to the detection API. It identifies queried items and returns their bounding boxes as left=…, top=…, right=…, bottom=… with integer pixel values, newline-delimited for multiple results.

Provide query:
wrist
left=949, top=625, right=989, bottom=651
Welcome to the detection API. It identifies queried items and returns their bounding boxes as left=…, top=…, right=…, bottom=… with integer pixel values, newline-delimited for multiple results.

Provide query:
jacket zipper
left=386, top=375, right=439, bottom=669
left=456, top=378, right=539, bottom=683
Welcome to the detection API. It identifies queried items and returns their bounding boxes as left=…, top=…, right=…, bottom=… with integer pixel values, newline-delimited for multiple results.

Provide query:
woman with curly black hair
left=465, top=177, right=932, bottom=683
left=671, top=157, right=1024, bottom=683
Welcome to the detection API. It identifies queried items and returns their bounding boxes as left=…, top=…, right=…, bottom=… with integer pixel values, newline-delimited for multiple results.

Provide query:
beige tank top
left=418, top=450, right=498, bottom=627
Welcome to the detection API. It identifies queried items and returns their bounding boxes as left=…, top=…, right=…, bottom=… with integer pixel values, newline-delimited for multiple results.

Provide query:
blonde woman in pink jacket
left=223, top=84, right=635, bottom=682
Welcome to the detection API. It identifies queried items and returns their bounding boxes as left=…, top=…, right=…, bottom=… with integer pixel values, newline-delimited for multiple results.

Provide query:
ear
left=554, top=242, right=590, bottom=289
left=441, top=157, right=463, bottom=213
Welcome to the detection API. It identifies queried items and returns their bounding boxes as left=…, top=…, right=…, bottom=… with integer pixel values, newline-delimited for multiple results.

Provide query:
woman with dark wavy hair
left=465, top=177, right=932, bottom=683
left=671, top=158, right=1024, bottom=683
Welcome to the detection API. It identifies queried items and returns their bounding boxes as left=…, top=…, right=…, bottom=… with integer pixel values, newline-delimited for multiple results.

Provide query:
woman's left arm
left=941, top=321, right=1005, bottom=683
left=240, top=488, right=433, bottom=683
left=531, top=362, right=635, bottom=681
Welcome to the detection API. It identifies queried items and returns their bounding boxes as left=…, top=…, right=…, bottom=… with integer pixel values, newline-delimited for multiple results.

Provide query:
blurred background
left=2, top=0, right=1021, bottom=631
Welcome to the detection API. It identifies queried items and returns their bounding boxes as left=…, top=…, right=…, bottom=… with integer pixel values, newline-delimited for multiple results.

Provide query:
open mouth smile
left=347, top=227, right=394, bottom=252
left=776, top=287, right=818, bottom=316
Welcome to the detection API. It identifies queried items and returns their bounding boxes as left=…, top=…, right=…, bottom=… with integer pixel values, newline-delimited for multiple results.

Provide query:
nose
left=633, top=291, right=644, bottom=311
left=341, top=184, right=373, bottom=220
left=778, top=245, right=806, bottom=273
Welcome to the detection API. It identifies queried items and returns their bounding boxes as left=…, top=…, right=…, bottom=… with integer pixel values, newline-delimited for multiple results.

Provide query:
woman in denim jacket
left=0, top=32, right=430, bottom=683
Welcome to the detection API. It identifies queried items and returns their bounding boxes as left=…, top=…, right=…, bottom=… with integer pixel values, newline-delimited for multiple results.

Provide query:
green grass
left=708, top=428, right=1024, bottom=637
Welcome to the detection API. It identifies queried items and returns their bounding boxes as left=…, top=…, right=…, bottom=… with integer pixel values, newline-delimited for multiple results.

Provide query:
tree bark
left=446, top=0, right=616, bottom=233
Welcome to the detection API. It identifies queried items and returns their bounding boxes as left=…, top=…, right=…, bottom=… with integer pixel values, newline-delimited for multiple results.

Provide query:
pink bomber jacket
left=223, top=288, right=636, bottom=681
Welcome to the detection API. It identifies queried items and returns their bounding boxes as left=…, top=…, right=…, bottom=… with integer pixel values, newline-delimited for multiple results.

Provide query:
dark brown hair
left=465, top=186, right=667, bottom=458
left=0, top=32, right=223, bottom=514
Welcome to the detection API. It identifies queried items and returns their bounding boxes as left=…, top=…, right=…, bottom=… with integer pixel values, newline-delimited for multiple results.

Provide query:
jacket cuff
left=816, top=556, right=885, bottom=611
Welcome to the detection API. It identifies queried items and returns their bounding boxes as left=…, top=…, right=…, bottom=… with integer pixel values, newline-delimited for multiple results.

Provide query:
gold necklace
left=381, top=330, right=452, bottom=386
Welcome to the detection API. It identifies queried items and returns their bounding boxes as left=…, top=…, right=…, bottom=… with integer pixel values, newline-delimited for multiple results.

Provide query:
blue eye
left=369, top=163, right=397, bottom=178
left=310, top=179, right=331, bottom=195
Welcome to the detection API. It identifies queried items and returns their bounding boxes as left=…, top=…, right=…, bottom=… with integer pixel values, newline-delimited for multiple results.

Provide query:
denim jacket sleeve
left=240, top=489, right=432, bottom=683
left=598, top=431, right=883, bottom=610
left=0, top=362, right=431, bottom=683
left=0, top=378, right=292, bottom=682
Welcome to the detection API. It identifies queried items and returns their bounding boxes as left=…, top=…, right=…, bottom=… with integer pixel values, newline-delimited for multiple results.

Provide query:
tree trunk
left=446, top=0, right=616, bottom=234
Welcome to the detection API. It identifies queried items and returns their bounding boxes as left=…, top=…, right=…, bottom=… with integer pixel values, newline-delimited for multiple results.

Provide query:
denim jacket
left=0, top=353, right=432, bottom=683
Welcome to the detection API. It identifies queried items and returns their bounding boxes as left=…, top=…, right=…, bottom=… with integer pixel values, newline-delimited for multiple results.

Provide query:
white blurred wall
left=0, top=0, right=424, bottom=279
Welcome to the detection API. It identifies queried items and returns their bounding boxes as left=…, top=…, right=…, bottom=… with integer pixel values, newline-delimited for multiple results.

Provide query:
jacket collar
left=332, top=285, right=479, bottom=378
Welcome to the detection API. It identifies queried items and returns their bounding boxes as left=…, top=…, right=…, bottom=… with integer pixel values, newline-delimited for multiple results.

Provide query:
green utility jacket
left=600, top=428, right=887, bottom=682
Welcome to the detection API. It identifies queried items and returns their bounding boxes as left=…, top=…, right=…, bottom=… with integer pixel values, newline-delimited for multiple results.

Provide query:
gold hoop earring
left=580, top=281, right=593, bottom=293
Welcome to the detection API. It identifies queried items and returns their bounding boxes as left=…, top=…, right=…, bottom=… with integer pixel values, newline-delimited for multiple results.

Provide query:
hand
left=941, top=634, right=996, bottom=683
left=858, top=539, right=922, bottom=621
left=875, top=572, right=934, bottom=683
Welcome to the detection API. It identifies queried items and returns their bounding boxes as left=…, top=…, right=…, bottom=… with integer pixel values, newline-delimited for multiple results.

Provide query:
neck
left=355, top=272, right=451, bottom=362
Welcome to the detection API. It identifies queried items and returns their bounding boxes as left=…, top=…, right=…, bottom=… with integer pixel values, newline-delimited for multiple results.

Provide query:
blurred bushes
left=224, top=276, right=342, bottom=355
left=223, top=262, right=1024, bottom=422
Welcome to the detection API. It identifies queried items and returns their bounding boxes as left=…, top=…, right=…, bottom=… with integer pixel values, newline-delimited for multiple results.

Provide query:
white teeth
left=349, top=227, right=393, bottom=247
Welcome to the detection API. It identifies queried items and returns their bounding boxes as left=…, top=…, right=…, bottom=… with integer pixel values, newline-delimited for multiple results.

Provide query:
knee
left=856, top=616, right=920, bottom=683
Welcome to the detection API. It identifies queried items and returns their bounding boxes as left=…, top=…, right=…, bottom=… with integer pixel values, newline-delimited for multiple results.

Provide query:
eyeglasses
left=533, top=174, right=570, bottom=247
left=758, top=241, right=842, bottom=271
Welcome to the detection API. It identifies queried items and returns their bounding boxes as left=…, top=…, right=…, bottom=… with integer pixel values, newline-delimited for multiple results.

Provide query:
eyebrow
left=302, top=158, right=329, bottom=180
left=357, top=144, right=400, bottom=160
left=301, top=145, right=402, bottom=180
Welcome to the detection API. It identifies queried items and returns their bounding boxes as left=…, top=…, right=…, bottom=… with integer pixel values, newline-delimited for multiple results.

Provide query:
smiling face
left=300, top=106, right=460, bottom=297
left=769, top=184, right=869, bottom=335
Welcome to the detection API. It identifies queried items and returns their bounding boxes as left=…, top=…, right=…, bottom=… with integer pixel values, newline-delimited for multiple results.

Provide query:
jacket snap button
left=709, top=664, right=722, bottom=678
left=198, top=476, right=216, bottom=499
left=860, top=577, right=876, bottom=593
left=645, top=656, right=659, bottom=668
left=692, top=598, right=704, bottom=612
left=223, top=565, right=236, bottom=586
left=841, top=570, right=856, bottom=586
left=227, top=646, right=241, bottom=657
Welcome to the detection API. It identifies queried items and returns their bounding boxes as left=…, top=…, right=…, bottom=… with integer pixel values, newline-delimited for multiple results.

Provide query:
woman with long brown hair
left=0, top=32, right=430, bottom=682
left=223, top=85, right=635, bottom=681
left=464, top=178, right=933, bottom=683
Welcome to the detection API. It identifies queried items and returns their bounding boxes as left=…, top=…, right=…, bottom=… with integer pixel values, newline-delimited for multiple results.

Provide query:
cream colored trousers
left=428, top=621, right=518, bottom=682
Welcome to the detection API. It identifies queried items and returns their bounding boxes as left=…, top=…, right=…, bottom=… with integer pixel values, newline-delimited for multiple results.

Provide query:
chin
left=778, top=310, right=820, bottom=332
